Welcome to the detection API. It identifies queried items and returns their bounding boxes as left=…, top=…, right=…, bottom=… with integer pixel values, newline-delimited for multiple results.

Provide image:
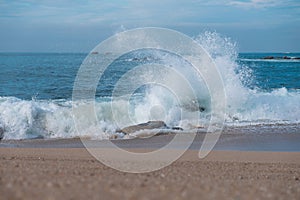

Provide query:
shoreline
left=1, top=131, right=300, bottom=151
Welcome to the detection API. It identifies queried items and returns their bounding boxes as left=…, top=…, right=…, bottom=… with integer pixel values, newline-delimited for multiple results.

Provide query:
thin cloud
left=229, top=0, right=299, bottom=8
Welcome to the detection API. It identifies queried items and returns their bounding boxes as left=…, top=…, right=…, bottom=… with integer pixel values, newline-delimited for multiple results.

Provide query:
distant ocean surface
left=0, top=32, right=299, bottom=140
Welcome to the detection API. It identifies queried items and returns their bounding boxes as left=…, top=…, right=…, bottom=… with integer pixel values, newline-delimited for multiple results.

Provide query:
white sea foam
left=195, top=32, right=300, bottom=125
left=1, top=31, right=300, bottom=140
left=122, top=32, right=300, bottom=127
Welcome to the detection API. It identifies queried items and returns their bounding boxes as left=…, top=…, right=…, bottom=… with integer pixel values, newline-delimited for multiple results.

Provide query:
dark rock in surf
left=199, top=107, right=206, bottom=112
left=262, top=56, right=300, bottom=60
left=263, top=56, right=274, bottom=59
left=118, top=121, right=167, bottom=135
left=171, top=127, right=184, bottom=131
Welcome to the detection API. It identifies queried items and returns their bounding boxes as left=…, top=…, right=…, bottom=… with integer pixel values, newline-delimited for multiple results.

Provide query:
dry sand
left=1, top=147, right=300, bottom=200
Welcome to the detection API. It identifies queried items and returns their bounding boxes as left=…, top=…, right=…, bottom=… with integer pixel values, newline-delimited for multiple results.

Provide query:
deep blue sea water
left=0, top=37, right=300, bottom=140
left=1, top=52, right=299, bottom=99
left=0, top=53, right=84, bottom=100
left=238, top=53, right=300, bottom=90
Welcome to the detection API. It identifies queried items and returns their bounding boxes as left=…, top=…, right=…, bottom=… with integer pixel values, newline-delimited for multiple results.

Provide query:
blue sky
left=0, top=0, right=299, bottom=52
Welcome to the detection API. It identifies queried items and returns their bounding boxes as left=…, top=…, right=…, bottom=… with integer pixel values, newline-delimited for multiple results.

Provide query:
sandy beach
left=1, top=0, right=300, bottom=199
left=1, top=134, right=300, bottom=200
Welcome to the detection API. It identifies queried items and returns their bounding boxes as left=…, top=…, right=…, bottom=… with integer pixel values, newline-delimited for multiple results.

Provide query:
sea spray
left=0, top=32, right=300, bottom=140
left=195, top=31, right=300, bottom=124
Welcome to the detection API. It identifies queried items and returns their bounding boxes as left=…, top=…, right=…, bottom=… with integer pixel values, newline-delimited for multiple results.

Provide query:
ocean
left=0, top=32, right=299, bottom=140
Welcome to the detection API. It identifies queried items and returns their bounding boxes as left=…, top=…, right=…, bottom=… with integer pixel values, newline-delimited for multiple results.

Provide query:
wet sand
left=1, top=134, right=300, bottom=200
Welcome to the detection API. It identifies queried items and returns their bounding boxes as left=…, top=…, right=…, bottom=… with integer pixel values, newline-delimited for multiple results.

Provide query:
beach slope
left=1, top=146, right=300, bottom=200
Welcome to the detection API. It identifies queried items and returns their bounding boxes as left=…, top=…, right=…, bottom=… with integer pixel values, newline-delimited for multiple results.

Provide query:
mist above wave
left=0, top=31, right=300, bottom=140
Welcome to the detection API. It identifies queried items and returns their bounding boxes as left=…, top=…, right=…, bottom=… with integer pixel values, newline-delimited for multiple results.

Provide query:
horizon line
left=0, top=51, right=300, bottom=54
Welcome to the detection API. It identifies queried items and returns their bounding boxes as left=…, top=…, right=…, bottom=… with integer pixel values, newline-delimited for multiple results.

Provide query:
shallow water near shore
left=1, top=124, right=300, bottom=152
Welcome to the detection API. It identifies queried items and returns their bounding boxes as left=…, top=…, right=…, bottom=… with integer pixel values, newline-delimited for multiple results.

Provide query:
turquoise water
left=238, top=53, right=300, bottom=90
left=0, top=52, right=299, bottom=100
left=0, top=33, right=299, bottom=140
left=0, top=53, right=84, bottom=100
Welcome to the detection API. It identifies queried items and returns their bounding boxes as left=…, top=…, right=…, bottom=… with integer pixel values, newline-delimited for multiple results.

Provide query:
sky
left=0, top=0, right=299, bottom=52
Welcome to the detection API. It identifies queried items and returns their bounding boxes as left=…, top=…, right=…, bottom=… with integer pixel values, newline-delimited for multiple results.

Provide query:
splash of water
left=1, top=31, right=300, bottom=140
